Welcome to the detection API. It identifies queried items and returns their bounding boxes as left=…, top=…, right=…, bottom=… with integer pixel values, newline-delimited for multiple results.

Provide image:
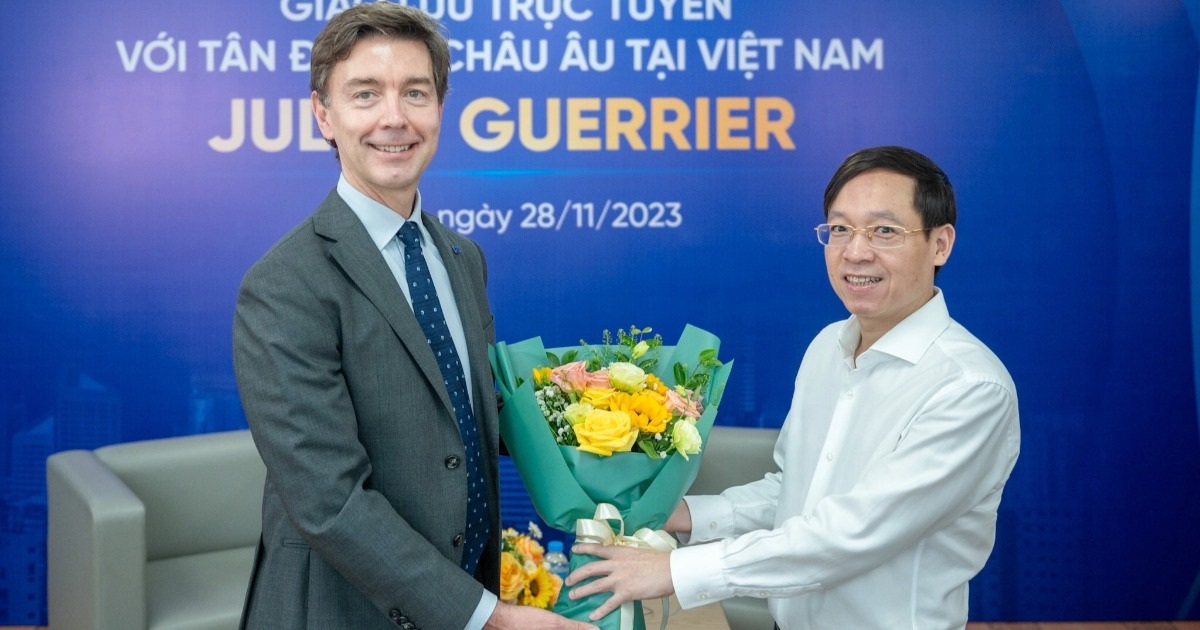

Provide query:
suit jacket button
left=453, top=533, right=465, bottom=547
left=388, top=609, right=402, bottom=620
left=444, top=455, right=461, bottom=469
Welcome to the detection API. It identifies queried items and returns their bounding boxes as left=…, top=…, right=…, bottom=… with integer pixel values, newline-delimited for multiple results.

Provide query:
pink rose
left=665, top=388, right=703, bottom=419
left=550, top=361, right=590, bottom=392
left=585, top=368, right=611, bottom=389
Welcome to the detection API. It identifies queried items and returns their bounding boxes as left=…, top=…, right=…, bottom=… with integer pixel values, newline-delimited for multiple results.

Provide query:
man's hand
left=482, top=601, right=596, bottom=629
left=564, top=545, right=675, bottom=621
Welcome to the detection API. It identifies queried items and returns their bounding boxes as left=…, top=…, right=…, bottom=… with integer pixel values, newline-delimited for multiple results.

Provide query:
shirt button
left=845, top=390, right=854, bottom=399
left=452, top=533, right=465, bottom=547
left=709, top=521, right=718, bottom=529
left=825, top=451, right=833, bottom=461
left=757, top=591, right=768, bottom=598
left=698, top=593, right=709, bottom=600
left=444, top=455, right=461, bottom=469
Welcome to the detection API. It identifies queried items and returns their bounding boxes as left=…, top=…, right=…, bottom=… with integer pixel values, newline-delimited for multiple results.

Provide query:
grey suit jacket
left=233, top=189, right=501, bottom=630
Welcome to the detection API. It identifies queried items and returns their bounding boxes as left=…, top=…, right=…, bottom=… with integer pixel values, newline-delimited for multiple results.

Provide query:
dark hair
left=310, top=3, right=451, bottom=107
left=823, top=146, right=957, bottom=231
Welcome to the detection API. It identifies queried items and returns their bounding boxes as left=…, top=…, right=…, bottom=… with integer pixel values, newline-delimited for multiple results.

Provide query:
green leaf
left=636, top=437, right=662, bottom=459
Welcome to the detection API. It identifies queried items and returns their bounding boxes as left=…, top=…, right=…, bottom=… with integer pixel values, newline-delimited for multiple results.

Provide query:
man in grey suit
left=233, top=5, right=591, bottom=629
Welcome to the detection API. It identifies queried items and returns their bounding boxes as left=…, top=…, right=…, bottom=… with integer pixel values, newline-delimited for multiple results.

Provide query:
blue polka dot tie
left=398, top=222, right=489, bottom=575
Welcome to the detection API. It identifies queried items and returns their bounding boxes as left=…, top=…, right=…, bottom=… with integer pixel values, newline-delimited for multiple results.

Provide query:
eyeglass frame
left=813, top=223, right=935, bottom=249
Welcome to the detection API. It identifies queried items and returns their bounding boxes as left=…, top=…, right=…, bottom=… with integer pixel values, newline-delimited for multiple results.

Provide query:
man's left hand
left=564, top=544, right=675, bottom=621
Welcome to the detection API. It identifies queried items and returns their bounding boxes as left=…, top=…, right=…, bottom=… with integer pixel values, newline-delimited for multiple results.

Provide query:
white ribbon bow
left=574, top=503, right=677, bottom=630
left=575, top=503, right=678, bottom=552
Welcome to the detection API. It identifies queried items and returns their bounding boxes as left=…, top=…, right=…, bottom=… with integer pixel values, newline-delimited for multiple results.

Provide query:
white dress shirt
left=338, top=176, right=497, bottom=629
left=671, top=289, right=1020, bottom=630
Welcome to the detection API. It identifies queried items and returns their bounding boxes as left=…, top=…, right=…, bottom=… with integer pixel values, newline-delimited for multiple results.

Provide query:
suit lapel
left=311, top=191, right=455, bottom=415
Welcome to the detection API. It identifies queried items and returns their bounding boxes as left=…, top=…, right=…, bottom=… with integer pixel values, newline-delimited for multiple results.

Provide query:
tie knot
left=398, top=221, right=421, bottom=251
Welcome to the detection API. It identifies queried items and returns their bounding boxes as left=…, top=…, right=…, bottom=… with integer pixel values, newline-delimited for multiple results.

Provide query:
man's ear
left=932, top=224, right=955, bottom=267
left=312, top=91, right=333, bottom=140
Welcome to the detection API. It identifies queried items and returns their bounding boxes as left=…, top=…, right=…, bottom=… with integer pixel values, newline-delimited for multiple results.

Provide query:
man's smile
left=372, top=143, right=414, bottom=153
left=844, top=274, right=882, bottom=287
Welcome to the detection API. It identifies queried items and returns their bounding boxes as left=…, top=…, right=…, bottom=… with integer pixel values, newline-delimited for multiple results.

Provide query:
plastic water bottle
left=544, top=540, right=570, bottom=580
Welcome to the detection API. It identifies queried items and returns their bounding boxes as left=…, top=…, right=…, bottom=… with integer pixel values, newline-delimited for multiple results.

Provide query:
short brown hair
left=310, top=4, right=451, bottom=107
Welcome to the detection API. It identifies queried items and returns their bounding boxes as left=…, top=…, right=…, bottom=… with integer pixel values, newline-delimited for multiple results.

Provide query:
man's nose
left=381, top=95, right=409, bottom=126
left=842, top=229, right=874, bottom=258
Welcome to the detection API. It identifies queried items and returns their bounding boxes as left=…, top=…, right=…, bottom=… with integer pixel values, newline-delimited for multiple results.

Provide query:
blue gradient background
left=1, top=0, right=1197, bottom=623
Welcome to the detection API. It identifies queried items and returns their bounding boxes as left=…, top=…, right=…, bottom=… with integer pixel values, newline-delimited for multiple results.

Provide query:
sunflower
left=520, top=566, right=563, bottom=609
left=614, top=391, right=672, bottom=434
left=644, top=373, right=669, bottom=395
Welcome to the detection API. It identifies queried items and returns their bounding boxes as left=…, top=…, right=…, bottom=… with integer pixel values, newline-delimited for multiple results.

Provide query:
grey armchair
left=691, top=425, right=781, bottom=630
left=47, top=429, right=265, bottom=630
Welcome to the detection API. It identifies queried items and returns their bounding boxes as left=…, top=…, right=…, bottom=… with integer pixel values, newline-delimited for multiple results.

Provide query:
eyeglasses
left=814, top=223, right=933, bottom=249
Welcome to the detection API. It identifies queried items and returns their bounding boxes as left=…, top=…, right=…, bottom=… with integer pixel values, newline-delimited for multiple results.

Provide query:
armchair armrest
left=48, top=450, right=148, bottom=630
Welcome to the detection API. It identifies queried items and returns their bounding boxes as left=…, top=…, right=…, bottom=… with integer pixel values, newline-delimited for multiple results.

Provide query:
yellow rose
left=671, top=419, right=703, bottom=460
left=575, top=409, right=638, bottom=456
left=581, top=387, right=619, bottom=409
left=608, top=362, right=647, bottom=392
left=499, top=551, right=525, bottom=603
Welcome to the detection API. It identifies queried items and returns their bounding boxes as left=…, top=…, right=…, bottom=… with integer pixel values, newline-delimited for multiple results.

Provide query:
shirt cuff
left=683, top=495, right=736, bottom=542
left=670, top=541, right=733, bottom=609
left=464, top=589, right=498, bottom=630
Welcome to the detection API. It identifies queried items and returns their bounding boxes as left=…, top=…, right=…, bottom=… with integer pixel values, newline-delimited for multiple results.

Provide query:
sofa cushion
left=147, top=545, right=256, bottom=630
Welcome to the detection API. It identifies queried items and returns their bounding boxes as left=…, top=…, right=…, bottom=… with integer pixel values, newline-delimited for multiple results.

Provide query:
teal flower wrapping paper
left=490, top=324, right=733, bottom=628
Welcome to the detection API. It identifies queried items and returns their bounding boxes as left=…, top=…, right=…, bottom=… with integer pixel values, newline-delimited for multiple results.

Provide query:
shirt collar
left=337, top=174, right=429, bottom=251
left=838, top=288, right=952, bottom=366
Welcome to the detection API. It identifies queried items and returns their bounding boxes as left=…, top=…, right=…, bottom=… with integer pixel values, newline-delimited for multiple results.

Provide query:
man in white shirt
left=565, top=146, right=1021, bottom=630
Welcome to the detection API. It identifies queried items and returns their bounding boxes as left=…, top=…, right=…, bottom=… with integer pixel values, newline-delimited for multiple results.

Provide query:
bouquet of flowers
left=532, top=326, right=719, bottom=461
left=490, top=324, right=732, bottom=629
left=499, top=522, right=563, bottom=610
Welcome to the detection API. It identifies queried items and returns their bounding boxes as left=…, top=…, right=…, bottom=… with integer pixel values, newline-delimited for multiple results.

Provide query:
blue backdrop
left=2, top=0, right=1198, bottom=624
